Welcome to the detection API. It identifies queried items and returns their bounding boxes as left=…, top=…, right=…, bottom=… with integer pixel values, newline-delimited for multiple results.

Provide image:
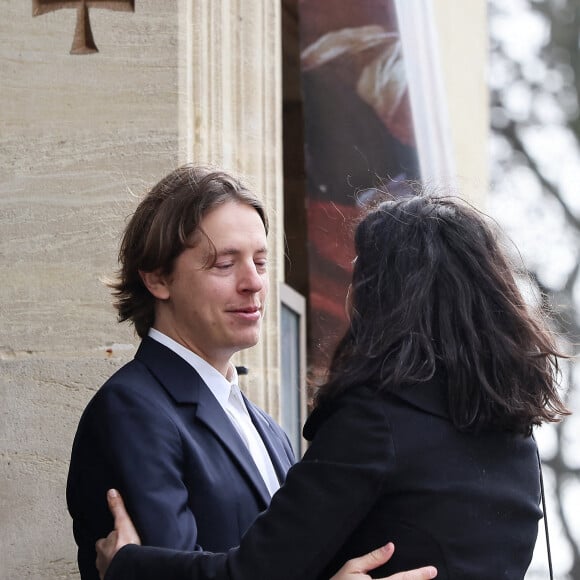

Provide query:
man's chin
left=234, top=332, right=261, bottom=352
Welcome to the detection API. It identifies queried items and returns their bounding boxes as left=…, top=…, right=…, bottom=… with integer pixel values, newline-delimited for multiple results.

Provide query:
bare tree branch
left=501, top=121, right=580, bottom=232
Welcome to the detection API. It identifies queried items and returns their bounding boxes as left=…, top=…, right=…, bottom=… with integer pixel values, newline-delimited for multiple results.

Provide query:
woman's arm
left=96, top=490, right=437, bottom=580
left=100, top=388, right=400, bottom=579
left=96, top=388, right=439, bottom=580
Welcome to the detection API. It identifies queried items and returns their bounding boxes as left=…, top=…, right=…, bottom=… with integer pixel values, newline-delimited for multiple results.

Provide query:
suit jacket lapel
left=194, top=386, right=271, bottom=506
left=135, top=337, right=271, bottom=508
left=244, top=396, right=291, bottom=484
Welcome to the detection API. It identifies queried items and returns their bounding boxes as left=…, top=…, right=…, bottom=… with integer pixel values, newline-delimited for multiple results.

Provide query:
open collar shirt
left=148, top=328, right=280, bottom=496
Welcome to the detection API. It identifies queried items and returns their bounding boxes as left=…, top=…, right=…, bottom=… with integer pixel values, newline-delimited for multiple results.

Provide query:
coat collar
left=304, top=375, right=450, bottom=442
left=390, top=375, right=449, bottom=420
left=134, top=337, right=272, bottom=507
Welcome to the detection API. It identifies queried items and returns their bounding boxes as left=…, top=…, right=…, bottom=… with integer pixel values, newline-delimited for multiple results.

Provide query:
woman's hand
left=330, top=543, right=437, bottom=580
left=95, top=489, right=141, bottom=580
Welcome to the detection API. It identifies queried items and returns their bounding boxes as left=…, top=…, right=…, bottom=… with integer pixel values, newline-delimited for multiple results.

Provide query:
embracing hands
left=95, top=490, right=436, bottom=580
left=330, top=543, right=437, bottom=580
left=95, top=489, right=141, bottom=579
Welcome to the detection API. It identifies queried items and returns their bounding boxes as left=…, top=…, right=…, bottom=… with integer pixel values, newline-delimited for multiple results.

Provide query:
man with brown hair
left=67, top=165, right=295, bottom=579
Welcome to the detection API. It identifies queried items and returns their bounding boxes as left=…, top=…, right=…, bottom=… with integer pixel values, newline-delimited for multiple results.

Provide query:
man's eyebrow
left=215, top=248, right=239, bottom=257
left=215, top=246, right=268, bottom=257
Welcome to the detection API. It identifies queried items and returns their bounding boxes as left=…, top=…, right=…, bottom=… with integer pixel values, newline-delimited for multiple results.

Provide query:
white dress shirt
left=148, top=328, right=280, bottom=496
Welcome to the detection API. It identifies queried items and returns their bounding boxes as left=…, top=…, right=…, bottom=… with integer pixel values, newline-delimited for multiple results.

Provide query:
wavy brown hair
left=317, top=194, right=570, bottom=435
left=109, top=165, right=268, bottom=338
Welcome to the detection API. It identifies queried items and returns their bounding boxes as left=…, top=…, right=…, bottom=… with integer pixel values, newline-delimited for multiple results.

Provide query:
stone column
left=177, top=0, right=284, bottom=415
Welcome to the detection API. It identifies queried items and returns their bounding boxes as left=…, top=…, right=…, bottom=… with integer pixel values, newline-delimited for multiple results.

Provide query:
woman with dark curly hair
left=97, top=194, right=569, bottom=580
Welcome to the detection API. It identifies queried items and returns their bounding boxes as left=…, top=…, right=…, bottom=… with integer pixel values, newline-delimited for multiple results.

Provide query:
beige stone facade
left=0, top=1, right=487, bottom=578
left=1, top=2, right=283, bottom=577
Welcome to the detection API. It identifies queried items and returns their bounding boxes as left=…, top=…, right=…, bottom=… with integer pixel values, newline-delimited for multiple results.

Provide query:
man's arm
left=67, top=381, right=199, bottom=578
left=96, top=490, right=437, bottom=580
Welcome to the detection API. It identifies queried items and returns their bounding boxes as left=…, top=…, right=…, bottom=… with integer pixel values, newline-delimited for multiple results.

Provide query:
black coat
left=106, top=377, right=542, bottom=580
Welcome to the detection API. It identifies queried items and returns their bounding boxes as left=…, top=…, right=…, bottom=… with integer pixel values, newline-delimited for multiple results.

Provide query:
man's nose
left=238, top=262, right=264, bottom=293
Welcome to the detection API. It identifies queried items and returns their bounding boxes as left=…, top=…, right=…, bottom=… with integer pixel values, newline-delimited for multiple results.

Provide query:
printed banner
left=297, top=0, right=420, bottom=382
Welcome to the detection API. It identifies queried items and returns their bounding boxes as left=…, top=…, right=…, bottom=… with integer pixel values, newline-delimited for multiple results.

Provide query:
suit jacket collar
left=134, top=337, right=272, bottom=507
left=135, top=337, right=202, bottom=404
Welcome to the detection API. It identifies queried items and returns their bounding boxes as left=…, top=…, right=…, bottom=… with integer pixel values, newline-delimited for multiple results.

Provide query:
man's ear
left=139, top=269, right=171, bottom=300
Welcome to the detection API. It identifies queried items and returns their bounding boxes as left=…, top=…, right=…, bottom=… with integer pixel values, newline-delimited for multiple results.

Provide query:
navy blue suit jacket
left=66, top=337, right=295, bottom=580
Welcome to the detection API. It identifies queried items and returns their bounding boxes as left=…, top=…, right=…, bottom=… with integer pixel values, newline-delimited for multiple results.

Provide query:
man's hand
left=95, top=489, right=141, bottom=580
left=330, top=543, right=437, bottom=580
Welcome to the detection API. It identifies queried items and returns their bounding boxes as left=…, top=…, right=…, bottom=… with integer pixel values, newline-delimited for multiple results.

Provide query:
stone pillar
left=177, top=0, right=284, bottom=415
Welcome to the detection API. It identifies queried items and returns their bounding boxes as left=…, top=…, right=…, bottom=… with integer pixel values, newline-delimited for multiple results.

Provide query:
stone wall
left=0, top=1, right=283, bottom=577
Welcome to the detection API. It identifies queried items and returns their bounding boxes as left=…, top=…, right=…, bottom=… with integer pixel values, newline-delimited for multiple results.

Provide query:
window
left=279, top=283, right=307, bottom=456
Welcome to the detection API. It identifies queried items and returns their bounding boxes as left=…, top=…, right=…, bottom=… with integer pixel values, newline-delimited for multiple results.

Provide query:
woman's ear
left=139, top=269, right=171, bottom=300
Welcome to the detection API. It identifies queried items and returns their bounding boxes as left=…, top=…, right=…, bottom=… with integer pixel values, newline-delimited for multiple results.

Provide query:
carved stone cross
left=33, top=0, right=135, bottom=55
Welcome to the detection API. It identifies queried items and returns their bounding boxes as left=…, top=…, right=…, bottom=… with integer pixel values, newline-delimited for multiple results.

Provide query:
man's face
left=150, top=200, right=268, bottom=374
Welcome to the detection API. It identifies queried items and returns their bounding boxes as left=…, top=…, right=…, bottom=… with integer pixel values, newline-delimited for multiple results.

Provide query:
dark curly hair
left=317, top=194, right=570, bottom=435
left=109, top=165, right=268, bottom=338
